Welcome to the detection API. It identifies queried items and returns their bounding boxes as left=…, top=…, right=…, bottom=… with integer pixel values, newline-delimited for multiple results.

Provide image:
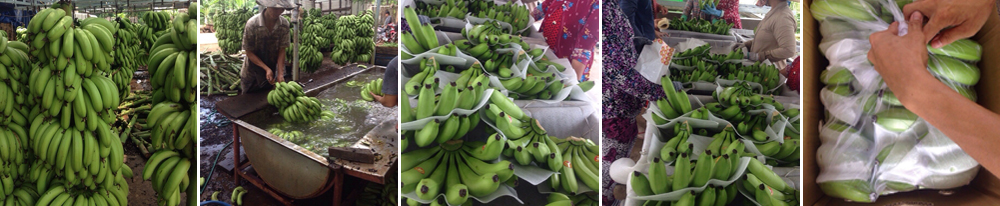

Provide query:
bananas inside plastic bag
left=810, top=0, right=983, bottom=202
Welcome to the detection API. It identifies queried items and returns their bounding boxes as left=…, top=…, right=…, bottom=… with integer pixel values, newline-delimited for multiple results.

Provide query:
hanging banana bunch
left=142, top=4, right=199, bottom=205
left=22, top=3, right=134, bottom=205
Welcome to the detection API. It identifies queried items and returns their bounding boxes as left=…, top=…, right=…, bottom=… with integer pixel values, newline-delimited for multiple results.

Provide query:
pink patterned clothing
left=717, top=0, right=742, bottom=29
left=540, top=0, right=600, bottom=81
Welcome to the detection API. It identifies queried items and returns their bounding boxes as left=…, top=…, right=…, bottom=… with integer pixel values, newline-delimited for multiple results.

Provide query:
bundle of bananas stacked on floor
left=407, top=76, right=488, bottom=147
left=670, top=57, right=718, bottom=83
left=632, top=124, right=742, bottom=205
left=402, top=139, right=515, bottom=205
left=267, top=81, right=324, bottom=123
left=650, top=75, right=694, bottom=124
left=356, top=174, right=397, bottom=206
left=142, top=6, right=199, bottom=205
left=22, top=5, right=136, bottom=206
left=400, top=7, right=440, bottom=56
left=546, top=193, right=599, bottom=206
left=415, top=0, right=468, bottom=19
left=329, top=12, right=375, bottom=65
left=360, top=78, right=384, bottom=102
left=470, top=2, right=532, bottom=35
left=135, top=24, right=158, bottom=50
left=742, top=158, right=799, bottom=206
left=0, top=36, right=31, bottom=203
left=110, top=17, right=143, bottom=97
left=293, top=32, right=324, bottom=72
left=543, top=136, right=600, bottom=193
left=667, top=18, right=732, bottom=35
left=213, top=9, right=254, bottom=54
left=302, top=23, right=331, bottom=50
left=142, top=11, right=173, bottom=31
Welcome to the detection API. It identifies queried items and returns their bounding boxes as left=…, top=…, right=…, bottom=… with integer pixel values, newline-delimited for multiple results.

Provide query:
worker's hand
left=732, top=42, right=747, bottom=52
left=276, top=75, right=285, bottom=83
left=265, top=69, right=275, bottom=84
left=868, top=12, right=929, bottom=80
left=903, top=0, right=996, bottom=48
left=655, top=31, right=669, bottom=38
left=701, top=4, right=723, bottom=17
left=747, top=52, right=760, bottom=61
left=369, top=91, right=384, bottom=102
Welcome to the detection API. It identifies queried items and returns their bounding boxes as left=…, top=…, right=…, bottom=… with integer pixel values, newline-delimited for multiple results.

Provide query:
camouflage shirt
left=240, top=13, right=291, bottom=93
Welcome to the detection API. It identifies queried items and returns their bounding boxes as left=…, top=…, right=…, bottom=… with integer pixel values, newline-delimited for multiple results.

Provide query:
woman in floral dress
left=535, top=0, right=600, bottom=81
left=601, top=0, right=668, bottom=204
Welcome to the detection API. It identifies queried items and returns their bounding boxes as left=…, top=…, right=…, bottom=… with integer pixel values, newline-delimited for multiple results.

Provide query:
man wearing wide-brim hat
left=240, top=0, right=295, bottom=94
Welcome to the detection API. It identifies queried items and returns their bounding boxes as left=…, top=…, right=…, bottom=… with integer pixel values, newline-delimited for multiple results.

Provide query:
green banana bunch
left=635, top=134, right=741, bottom=205
left=668, top=18, right=733, bottom=35
left=212, top=9, right=254, bottom=54
left=657, top=121, right=692, bottom=161
left=707, top=50, right=745, bottom=62
left=0, top=186, right=40, bottom=206
left=409, top=81, right=484, bottom=146
left=279, top=96, right=325, bottom=123
left=110, top=18, right=143, bottom=98
left=401, top=140, right=514, bottom=203
left=744, top=158, right=799, bottom=205
left=22, top=7, right=136, bottom=204
left=718, top=61, right=782, bottom=91
left=675, top=44, right=710, bottom=59
left=267, top=128, right=305, bottom=142
left=403, top=6, right=441, bottom=54
left=140, top=150, right=194, bottom=206
left=545, top=193, right=599, bottom=206
left=321, top=11, right=375, bottom=66
left=651, top=75, right=693, bottom=121
left=138, top=7, right=199, bottom=205
left=356, top=173, right=398, bottom=206
left=142, top=11, right=173, bottom=31
left=810, top=0, right=878, bottom=22
left=470, top=2, right=532, bottom=34
left=542, top=136, right=600, bottom=193
left=671, top=57, right=719, bottom=83
left=230, top=186, right=248, bottom=205
left=415, top=0, right=469, bottom=19
left=360, top=78, right=385, bottom=101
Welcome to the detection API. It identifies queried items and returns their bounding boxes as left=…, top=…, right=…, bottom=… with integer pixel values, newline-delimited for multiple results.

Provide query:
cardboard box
left=802, top=1, right=1000, bottom=205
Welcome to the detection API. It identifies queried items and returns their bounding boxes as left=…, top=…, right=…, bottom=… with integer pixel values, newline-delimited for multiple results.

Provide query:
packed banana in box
left=812, top=0, right=983, bottom=202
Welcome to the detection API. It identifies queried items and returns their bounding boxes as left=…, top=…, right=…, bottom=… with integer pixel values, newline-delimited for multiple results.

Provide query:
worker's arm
left=869, top=12, right=1000, bottom=176
left=246, top=51, right=274, bottom=83
left=276, top=46, right=286, bottom=83
left=760, top=16, right=797, bottom=62
left=371, top=93, right=398, bottom=107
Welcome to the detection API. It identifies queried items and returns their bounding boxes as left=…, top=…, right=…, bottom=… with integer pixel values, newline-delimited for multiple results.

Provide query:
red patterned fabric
left=540, top=0, right=599, bottom=59
left=717, top=0, right=742, bottom=29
